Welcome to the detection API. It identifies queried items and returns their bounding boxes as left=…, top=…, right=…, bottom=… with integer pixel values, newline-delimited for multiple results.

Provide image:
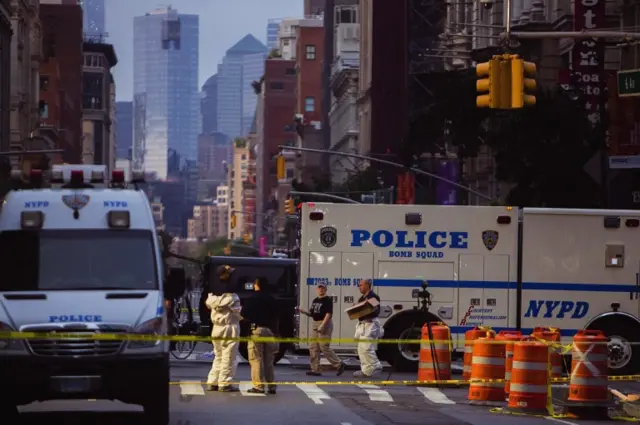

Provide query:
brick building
left=39, top=2, right=84, bottom=163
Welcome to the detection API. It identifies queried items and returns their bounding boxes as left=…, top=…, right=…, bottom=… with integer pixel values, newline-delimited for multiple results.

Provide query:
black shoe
left=205, top=384, right=218, bottom=392
left=247, top=387, right=264, bottom=394
left=337, top=362, right=345, bottom=376
left=218, top=386, right=239, bottom=392
left=306, top=371, right=322, bottom=376
left=267, top=388, right=277, bottom=395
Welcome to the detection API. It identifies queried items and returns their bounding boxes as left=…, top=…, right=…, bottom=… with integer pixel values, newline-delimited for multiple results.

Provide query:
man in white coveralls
left=205, top=265, right=242, bottom=392
left=353, top=279, right=383, bottom=378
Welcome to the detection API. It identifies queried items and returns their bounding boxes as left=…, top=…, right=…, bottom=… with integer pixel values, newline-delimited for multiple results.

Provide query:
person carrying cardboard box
left=347, top=279, right=383, bottom=378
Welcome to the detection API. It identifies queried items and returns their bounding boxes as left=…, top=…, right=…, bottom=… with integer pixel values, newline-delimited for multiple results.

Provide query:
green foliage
left=234, top=137, right=247, bottom=149
left=331, top=167, right=385, bottom=202
left=200, top=237, right=229, bottom=259
left=268, top=48, right=281, bottom=59
left=251, top=76, right=265, bottom=95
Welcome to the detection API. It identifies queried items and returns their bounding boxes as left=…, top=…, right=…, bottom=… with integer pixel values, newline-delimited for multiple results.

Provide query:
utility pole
left=279, top=145, right=495, bottom=202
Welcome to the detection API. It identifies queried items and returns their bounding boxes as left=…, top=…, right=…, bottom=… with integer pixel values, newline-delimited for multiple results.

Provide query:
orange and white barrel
left=463, top=327, right=494, bottom=380
left=496, top=330, right=523, bottom=394
left=532, top=326, right=563, bottom=378
left=508, top=340, right=549, bottom=413
left=568, top=330, right=609, bottom=403
left=418, top=322, right=452, bottom=382
left=468, top=333, right=506, bottom=403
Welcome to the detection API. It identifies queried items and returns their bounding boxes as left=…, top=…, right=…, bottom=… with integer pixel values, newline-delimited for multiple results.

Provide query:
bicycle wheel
left=170, top=337, right=196, bottom=360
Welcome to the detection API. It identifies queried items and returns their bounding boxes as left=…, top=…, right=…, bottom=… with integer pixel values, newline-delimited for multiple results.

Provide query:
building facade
left=115, top=101, right=132, bottom=159
left=187, top=203, right=228, bottom=240
left=81, top=40, right=117, bottom=169
left=40, top=1, right=85, bottom=164
left=10, top=0, right=42, bottom=170
left=266, top=18, right=282, bottom=50
left=216, top=34, right=267, bottom=141
left=227, top=139, right=249, bottom=240
left=201, top=73, right=218, bottom=134
left=0, top=0, right=10, bottom=156
left=132, top=6, right=200, bottom=179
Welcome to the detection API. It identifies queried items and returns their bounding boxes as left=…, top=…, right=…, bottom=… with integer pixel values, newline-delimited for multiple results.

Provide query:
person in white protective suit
left=353, top=279, right=384, bottom=378
left=205, top=265, right=242, bottom=392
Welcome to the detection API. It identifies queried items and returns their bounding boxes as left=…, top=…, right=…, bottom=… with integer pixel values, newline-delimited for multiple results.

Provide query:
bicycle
left=169, top=294, right=199, bottom=360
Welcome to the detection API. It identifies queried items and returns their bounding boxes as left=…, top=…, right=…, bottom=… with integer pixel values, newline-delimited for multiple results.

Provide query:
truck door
left=458, top=254, right=485, bottom=340
left=482, top=255, right=510, bottom=329
left=339, top=253, right=374, bottom=348
left=308, top=252, right=342, bottom=342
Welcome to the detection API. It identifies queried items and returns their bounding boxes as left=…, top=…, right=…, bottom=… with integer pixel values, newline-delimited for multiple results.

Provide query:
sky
left=105, top=0, right=303, bottom=101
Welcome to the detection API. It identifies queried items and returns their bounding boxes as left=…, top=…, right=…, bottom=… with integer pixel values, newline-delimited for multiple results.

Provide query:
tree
left=331, top=167, right=386, bottom=202
left=268, top=48, right=281, bottom=59
left=234, top=137, right=247, bottom=149
left=485, top=88, right=600, bottom=207
left=251, top=75, right=265, bottom=95
left=200, top=237, right=229, bottom=259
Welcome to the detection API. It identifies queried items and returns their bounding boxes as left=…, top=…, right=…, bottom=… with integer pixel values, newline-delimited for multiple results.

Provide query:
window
left=269, top=81, right=284, bottom=90
left=336, top=7, right=358, bottom=24
left=0, top=230, right=158, bottom=291
left=283, top=39, right=290, bottom=46
left=285, top=67, right=296, bottom=76
left=305, top=45, right=316, bottom=60
left=40, top=76, right=49, bottom=91
left=39, top=100, right=48, bottom=119
left=286, top=169, right=294, bottom=179
left=305, top=97, right=315, bottom=112
left=241, top=154, right=247, bottom=160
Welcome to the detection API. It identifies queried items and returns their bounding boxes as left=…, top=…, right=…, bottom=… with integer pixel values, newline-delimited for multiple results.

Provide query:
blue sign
left=524, top=300, right=589, bottom=319
left=104, top=201, right=128, bottom=207
left=24, top=201, right=49, bottom=208
left=49, top=314, right=103, bottom=323
left=350, top=229, right=468, bottom=259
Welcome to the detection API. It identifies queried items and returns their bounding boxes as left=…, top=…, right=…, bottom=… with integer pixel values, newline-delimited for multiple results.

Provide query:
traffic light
left=476, top=57, right=502, bottom=109
left=230, top=213, right=237, bottom=229
left=510, top=55, right=537, bottom=108
left=284, top=197, right=295, bottom=214
left=276, top=155, right=285, bottom=180
left=243, top=234, right=249, bottom=244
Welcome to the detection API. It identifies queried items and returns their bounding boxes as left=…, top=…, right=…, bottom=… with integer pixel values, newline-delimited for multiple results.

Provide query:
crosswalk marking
left=357, top=384, right=393, bottom=402
left=296, top=383, right=331, bottom=404
left=240, top=382, right=265, bottom=397
left=179, top=381, right=205, bottom=396
left=417, top=387, right=455, bottom=404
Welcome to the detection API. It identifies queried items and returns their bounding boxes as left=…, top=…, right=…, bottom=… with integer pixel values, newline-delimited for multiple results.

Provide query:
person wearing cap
left=298, top=282, right=345, bottom=377
left=205, top=265, right=242, bottom=392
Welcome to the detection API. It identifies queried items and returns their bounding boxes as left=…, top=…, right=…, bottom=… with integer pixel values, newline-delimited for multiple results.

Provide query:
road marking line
left=279, top=358, right=291, bottom=365
left=240, top=383, right=265, bottom=396
left=296, top=383, right=331, bottom=404
left=417, top=387, right=456, bottom=404
left=179, top=381, right=205, bottom=396
left=357, top=384, right=393, bottom=402
left=545, top=417, right=578, bottom=425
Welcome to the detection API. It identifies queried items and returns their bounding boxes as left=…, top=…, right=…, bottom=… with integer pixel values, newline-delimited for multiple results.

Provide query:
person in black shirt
left=353, top=279, right=383, bottom=378
left=298, top=283, right=345, bottom=376
left=240, top=277, right=278, bottom=394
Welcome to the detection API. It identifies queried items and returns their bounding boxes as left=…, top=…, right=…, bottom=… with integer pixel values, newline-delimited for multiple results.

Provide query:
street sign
left=618, top=69, right=640, bottom=97
left=609, top=155, right=640, bottom=169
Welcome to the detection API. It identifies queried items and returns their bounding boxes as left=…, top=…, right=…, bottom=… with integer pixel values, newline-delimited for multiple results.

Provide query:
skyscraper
left=132, top=6, right=199, bottom=179
left=116, top=101, right=133, bottom=160
left=266, top=19, right=282, bottom=50
left=201, top=74, right=218, bottom=135
left=80, top=0, right=106, bottom=38
left=217, top=34, right=266, bottom=141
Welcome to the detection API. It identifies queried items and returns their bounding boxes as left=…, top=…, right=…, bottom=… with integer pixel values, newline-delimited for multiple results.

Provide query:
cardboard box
left=345, top=297, right=380, bottom=320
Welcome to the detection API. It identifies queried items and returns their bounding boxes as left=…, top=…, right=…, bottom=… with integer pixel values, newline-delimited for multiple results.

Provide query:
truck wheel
left=587, top=315, right=640, bottom=376
left=239, top=341, right=285, bottom=364
left=143, top=361, right=170, bottom=425
left=379, top=313, right=432, bottom=372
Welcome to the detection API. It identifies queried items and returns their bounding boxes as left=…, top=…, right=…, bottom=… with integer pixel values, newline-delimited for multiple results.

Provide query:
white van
left=0, top=168, right=174, bottom=423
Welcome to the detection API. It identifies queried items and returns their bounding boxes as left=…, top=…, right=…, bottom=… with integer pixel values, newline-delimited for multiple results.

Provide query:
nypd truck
left=0, top=168, right=173, bottom=423
left=297, top=203, right=640, bottom=374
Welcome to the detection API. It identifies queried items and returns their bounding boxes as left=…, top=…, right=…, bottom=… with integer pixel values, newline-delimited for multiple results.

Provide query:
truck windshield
left=0, top=229, right=158, bottom=291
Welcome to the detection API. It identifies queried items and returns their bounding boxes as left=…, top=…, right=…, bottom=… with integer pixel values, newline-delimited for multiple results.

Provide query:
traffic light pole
left=290, top=190, right=362, bottom=204
left=279, top=145, right=495, bottom=202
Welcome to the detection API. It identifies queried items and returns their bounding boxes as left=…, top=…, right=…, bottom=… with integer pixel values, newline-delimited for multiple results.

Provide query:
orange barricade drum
left=463, top=327, right=494, bottom=380
left=497, top=330, right=523, bottom=394
left=418, top=322, right=452, bottom=382
left=468, top=333, right=506, bottom=403
left=568, top=330, right=609, bottom=403
left=508, top=340, right=549, bottom=413
left=532, top=326, right=563, bottom=378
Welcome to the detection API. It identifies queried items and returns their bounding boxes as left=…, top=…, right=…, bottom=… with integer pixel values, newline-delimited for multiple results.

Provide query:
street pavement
left=14, top=355, right=640, bottom=425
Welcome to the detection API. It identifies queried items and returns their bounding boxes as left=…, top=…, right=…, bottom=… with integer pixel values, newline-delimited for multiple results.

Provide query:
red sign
left=396, top=172, right=415, bottom=204
left=572, top=0, right=606, bottom=126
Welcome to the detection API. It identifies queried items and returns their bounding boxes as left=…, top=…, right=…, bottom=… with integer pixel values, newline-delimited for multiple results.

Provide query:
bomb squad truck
left=296, top=203, right=640, bottom=374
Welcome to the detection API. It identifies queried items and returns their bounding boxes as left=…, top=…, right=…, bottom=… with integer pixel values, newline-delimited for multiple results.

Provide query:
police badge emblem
left=62, top=194, right=90, bottom=210
left=320, top=226, right=337, bottom=248
left=482, top=230, right=499, bottom=251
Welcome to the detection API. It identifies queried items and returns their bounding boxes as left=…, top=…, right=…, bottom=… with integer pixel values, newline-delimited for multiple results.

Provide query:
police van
left=0, top=168, right=175, bottom=423
left=297, top=203, right=640, bottom=374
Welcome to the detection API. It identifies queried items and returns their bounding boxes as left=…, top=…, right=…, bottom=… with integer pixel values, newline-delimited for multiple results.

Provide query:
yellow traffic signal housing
left=276, top=155, right=286, bottom=180
left=284, top=198, right=295, bottom=215
left=243, top=234, right=249, bottom=244
left=476, top=58, right=502, bottom=109
left=511, top=58, right=537, bottom=108
left=230, top=213, right=237, bottom=229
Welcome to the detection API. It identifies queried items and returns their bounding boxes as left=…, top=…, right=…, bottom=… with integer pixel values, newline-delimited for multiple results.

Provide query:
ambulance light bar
left=107, top=210, right=130, bottom=229
left=21, top=211, right=44, bottom=229
left=69, top=170, right=84, bottom=185
left=111, top=170, right=125, bottom=184
left=90, top=170, right=105, bottom=183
